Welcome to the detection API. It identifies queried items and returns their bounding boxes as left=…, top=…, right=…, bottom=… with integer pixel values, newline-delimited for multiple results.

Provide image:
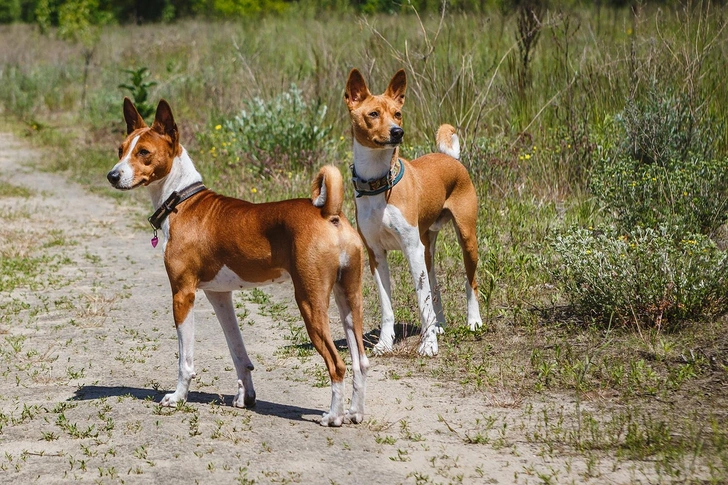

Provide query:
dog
left=107, top=98, right=368, bottom=426
left=344, top=68, right=483, bottom=357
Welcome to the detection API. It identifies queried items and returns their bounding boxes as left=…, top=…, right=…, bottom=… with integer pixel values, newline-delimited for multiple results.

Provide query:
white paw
left=434, top=323, right=445, bottom=335
left=160, top=392, right=182, bottom=407
left=418, top=335, right=439, bottom=357
left=344, top=409, right=364, bottom=424
left=232, top=389, right=256, bottom=408
left=320, top=412, right=344, bottom=427
left=468, top=318, right=483, bottom=331
left=372, top=340, right=393, bottom=355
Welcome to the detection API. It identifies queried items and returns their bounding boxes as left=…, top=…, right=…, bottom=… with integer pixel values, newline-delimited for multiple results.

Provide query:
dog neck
left=352, top=139, right=399, bottom=182
left=147, top=146, right=203, bottom=212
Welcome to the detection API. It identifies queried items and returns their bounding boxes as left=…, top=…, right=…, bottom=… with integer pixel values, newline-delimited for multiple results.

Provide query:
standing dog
left=107, top=98, right=368, bottom=426
left=344, top=69, right=482, bottom=357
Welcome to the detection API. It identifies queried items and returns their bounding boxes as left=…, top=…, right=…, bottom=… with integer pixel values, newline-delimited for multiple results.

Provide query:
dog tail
left=311, top=165, right=345, bottom=218
left=436, top=124, right=461, bottom=160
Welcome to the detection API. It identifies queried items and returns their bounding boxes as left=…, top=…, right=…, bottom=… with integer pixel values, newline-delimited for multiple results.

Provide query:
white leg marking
left=426, top=231, right=446, bottom=333
left=161, top=311, right=196, bottom=407
left=371, top=252, right=395, bottom=355
left=466, top=279, right=483, bottom=331
left=204, top=290, right=256, bottom=407
left=333, top=285, right=368, bottom=424
left=321, top=381, right=345, bottom=427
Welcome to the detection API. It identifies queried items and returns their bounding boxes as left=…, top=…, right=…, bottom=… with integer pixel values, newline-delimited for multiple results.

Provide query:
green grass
left=1, top=4, right=726, bottom=480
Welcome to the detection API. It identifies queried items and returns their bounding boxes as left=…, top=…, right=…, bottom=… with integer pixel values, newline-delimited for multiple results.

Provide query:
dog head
left=344, top=69, right=406, bottom=149
left=107, top=98, right=182, bottom=190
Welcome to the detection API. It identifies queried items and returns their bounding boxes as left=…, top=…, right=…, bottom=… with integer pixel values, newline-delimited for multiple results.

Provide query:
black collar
left=350, top=158, right=405, bottom=197
left=148, top=181, right=206, bottom=231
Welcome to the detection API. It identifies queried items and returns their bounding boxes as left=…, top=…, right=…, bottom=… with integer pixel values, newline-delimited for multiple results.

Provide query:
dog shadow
left=70, top=385, right=323, bottom=423
left=282, top=324, right=421, bottom=354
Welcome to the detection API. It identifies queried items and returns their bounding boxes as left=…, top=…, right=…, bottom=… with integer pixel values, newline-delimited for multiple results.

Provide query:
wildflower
left=251, top=187, right=258, bottom=194
left=524, top=154, right=531, bottom=160
left=215, top=124, right=222, bottom=130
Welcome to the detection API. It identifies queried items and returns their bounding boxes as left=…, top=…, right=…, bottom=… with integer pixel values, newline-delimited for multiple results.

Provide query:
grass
left=0, top=3, right=726, bottom=482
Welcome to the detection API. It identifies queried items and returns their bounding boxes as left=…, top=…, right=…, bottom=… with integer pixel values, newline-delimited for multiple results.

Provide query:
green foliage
left=199, top=85, right=334, bottom=175
left=548, top=226, right=728, bottom=328
left=591, top=154, right=728, bottom=236
left=590, top=88, right=728, bottom=235
left=118, top=67, right=157, bottom=122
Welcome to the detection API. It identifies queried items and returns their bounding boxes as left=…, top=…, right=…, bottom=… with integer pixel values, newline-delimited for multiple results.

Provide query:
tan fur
left=109, top=98, right=368, bottom=425
left=344, top=69, right=482, bottom=354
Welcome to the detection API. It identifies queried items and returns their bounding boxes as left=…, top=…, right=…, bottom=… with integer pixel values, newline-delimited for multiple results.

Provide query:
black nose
left=390, top=126, right=404, bottom=142
left=107, top=170, right=120, bottom=185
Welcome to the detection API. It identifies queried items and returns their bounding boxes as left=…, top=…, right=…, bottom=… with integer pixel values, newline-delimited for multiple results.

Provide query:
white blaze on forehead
left=110, top=135, right=140, bottom=189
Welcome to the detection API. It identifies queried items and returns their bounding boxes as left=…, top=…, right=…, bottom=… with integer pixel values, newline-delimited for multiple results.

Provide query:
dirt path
left=0, top=133, right=650, bottom=484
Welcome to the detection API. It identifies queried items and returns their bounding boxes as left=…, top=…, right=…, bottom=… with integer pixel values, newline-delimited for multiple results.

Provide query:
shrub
left=590, top=88, right=727, bottom=235
left=200, top=85, right=334, bottom=176
left=548, top=226, right=728, bottom=329
left=590, top=155, right=728, bottom=236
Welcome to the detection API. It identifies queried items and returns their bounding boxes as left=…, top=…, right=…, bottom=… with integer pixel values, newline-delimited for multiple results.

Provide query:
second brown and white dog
left=344, top=69, right=482, bottom=357
left=107, top=98, right=368, bottom=426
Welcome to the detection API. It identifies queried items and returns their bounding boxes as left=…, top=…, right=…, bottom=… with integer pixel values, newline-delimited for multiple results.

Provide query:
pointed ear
left=345, top=69, right=370, bottom=110
left=151, top=99, right=178, bottom=145
left=123, top=97, right=147, bottom=134
left=384, top=69, right=406, bottom=107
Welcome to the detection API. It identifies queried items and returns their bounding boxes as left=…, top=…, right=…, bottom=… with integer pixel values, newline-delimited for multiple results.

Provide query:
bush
left=590, top=88, right=728, bottom=235
left=200, top=85, right=334, bottom=176
left=548, top=226, right=728, bottom=329
left=591, top=155, right=728, bottom=236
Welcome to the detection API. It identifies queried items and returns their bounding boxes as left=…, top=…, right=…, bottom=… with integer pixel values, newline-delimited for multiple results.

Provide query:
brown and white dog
left=344, top=69, right=482, bottom=357
left=107, top=98, right=368, bottom=426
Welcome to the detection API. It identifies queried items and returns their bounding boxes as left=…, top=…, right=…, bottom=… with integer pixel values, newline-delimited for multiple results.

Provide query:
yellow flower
left=524, top=154, right=531, bottom=160
left=215, top=124, right=222, bottom=130
left=251, top=187, right=257, bottom=193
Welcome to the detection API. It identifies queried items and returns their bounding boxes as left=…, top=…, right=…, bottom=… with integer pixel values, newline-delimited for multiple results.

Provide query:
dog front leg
left=161, top=290, right=197, bottom=407
left=370, top=249, right=395, bottom=355
left=204, top=290, right=256, bottom=408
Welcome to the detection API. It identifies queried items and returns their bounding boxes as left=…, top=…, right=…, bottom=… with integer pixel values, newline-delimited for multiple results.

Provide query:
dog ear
left=345, top=69, right=370, bottom=109
left=123, top=97, right=147, bottom=134
left=151, top=99, right=179, bottom=147
left=384, top=69, right=406, bottom=107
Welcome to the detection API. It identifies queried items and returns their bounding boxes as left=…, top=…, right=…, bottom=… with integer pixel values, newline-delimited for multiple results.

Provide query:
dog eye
left=394, top=112, right=402, bottom=119
left=138, top=148, right=150, bottom=157
left=117, top=147, right=123, bottom=159
left=368, top=111, right=379, bottom=118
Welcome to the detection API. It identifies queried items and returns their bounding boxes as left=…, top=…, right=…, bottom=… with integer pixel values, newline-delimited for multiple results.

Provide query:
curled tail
left=311, top=165, right=345, bottom=218
left=436, top=124, right=461, bottom=160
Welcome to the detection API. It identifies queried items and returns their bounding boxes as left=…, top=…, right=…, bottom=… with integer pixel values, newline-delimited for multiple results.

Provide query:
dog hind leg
left=204, top=290, right=256, bottom=408
left=333, top=278, right=368, bottom=424
left=423, top=229, right=445, bottom=333
left=451, top=208, right=483, bottom=331
left=294, top=282, right=347, bottom=427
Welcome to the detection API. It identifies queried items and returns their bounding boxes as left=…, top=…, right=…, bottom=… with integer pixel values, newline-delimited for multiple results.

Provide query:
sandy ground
left=0, top=132, right=658, bottom=484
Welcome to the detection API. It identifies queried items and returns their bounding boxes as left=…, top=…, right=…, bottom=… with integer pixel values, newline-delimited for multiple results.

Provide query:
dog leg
left=294, top=284, right=346, bottom=426
left=401, top=240, right=439, bottom=357
left=333, top=284, right=368, bottom=424
left=369, top=249, right=396, bottom=355
left=161, top=290, right=197, bottom=406
left=204, top=290, right=256, bottom=408
left=452, top=216, right=483, bottom=331
left=423, top=229, right=445, bottom=334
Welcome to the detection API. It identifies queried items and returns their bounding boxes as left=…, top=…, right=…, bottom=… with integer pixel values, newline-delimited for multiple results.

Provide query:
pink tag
left=151, top=236, right=158, bottom=248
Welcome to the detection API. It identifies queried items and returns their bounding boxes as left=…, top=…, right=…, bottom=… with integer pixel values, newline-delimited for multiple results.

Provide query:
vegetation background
left=0, top=0, right=727, bottom=480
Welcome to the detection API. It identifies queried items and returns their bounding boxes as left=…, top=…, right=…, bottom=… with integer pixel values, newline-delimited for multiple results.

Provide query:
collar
left=148, top=181, right=206, bottom=231
left=350, top=158, right=405, bottom=197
